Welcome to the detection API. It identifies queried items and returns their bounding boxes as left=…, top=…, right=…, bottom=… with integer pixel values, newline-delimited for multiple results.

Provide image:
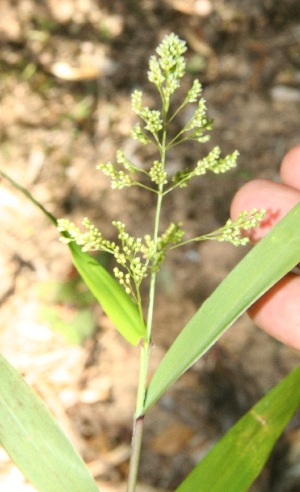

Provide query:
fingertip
left=280, top=145, right=300, bottom=190
left=230, top=179, right=282, bottom=242
left=230, top=178, right=300, bottom=242
left=230, top=179, right=270, bottom=220
left=248, top=274, right=300, bottom=349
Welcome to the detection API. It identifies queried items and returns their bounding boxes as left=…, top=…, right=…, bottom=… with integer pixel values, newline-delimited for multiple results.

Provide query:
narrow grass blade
left=144, top=202, right=300, bottom=411
left=0, top=170, right=145, bottom=345
left=175, top=364, right=300, bottom=491
left=0, top=354, right=99, bottom=492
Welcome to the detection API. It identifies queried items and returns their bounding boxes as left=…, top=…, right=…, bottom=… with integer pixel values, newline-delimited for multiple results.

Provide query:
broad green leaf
left=0, top=170, right=145, bottom=345
left=175, top=364, right=300, bottom=491
left=68, top=241, right=145, bottom=344
left=144, top=202, right=300, bottom=411
left=0, top=354, right=99, bottom=492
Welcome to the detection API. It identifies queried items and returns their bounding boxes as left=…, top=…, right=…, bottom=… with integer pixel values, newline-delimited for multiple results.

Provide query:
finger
left=230, top=148, right=300, bottom=349
left=230, top=179, right=300, bottom=242
left=248, top=274, right=300, bottom=349
left=280, top=144, right=300, bottom=190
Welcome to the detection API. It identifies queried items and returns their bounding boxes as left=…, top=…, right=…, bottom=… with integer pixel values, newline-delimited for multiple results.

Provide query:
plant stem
left=127, top=415, right=145, bottom=492
left=126, top=191, right=163, bottom=492
left=127, top=106, right=168, bottom=492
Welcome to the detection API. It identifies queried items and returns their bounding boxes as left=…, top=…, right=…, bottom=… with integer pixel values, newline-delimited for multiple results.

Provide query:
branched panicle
left=57, top=217, right=185, bottom=299
left=58, top=217, right=151, bottom=299
left=57, top=32, right=266, bottom=300
left=97, top=33, right=238, bottom=196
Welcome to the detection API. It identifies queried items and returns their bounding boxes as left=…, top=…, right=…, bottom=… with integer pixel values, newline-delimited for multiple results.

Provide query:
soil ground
left=1, top=1, right=300, bottom=491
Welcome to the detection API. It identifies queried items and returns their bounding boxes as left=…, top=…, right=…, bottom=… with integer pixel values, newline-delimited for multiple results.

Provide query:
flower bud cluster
left=149, top=160, right=167, bottom=186
left=155, top=222, right=185, bottom=266
left=58, top=217, right=152, bottom=299
left=186, top=99, right=208, bottom=130
left=140, top=223, right=185, bottom=270
left=112, top=221, right=143, bottom=256
left=97, top=161, right=134, bottom=189
left=57, top=219, right=83, bottom=244
left=185, top=79, right=202, bottom=103
left=131, top=123, right=150, bottom=145
left=196, top=147, right=239, bottom=175
left=168, top=98, right=213, bottom=147
left=140, top=108, right=163, bottom=135
left=112, top=221, right=163, bottom=297
left=148, top=56, right=165, bottom=87
left=57, top=218, right=119, bottom=254
left=235, top=209, right=266, bottom=230
left=148, top=32, right=187, bottom=102
left=116, top=150, right=143, bottom=174
left=113, top=268, right=132, bottom=295
left=131, top=89, right=143, bottom=115
left=157, top=222, right=185, bottom=251
left=172, top=147, right=239, bottom=189
left=206, top=209, right=266, bottom=246
left=131, top=90, right=163, bottom=139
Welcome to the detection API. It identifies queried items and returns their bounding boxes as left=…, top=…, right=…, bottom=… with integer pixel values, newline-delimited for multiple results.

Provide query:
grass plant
left=1, top=33, right=300, bottom=492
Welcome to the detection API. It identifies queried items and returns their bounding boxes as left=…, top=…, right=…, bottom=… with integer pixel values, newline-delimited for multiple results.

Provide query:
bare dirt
left=1, top=1, right=300, bottom=491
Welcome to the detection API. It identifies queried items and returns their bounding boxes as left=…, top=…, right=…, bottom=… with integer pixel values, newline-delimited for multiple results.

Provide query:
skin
left=230, top=145, right=300, bottom=349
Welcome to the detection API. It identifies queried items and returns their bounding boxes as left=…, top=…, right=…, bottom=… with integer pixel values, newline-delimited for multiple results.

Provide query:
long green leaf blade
left=0, top=170, right=145, bottom=345
left=145, top=202, right=300, bottom=411
left=175, top=364, right=300, bottom=491
left=0, top=354, right=99, bottom=492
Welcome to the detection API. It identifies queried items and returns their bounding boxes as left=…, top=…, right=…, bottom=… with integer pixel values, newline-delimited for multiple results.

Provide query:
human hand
left=231, top=145, right=300, bottom=349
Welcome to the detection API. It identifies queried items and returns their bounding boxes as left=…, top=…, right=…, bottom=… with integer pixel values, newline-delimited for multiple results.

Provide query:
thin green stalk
left=126, top=415, right=145, bottom=492
left=127, top=125, right=166, bottom=491
left=126, top=192, right=164, bottom=492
